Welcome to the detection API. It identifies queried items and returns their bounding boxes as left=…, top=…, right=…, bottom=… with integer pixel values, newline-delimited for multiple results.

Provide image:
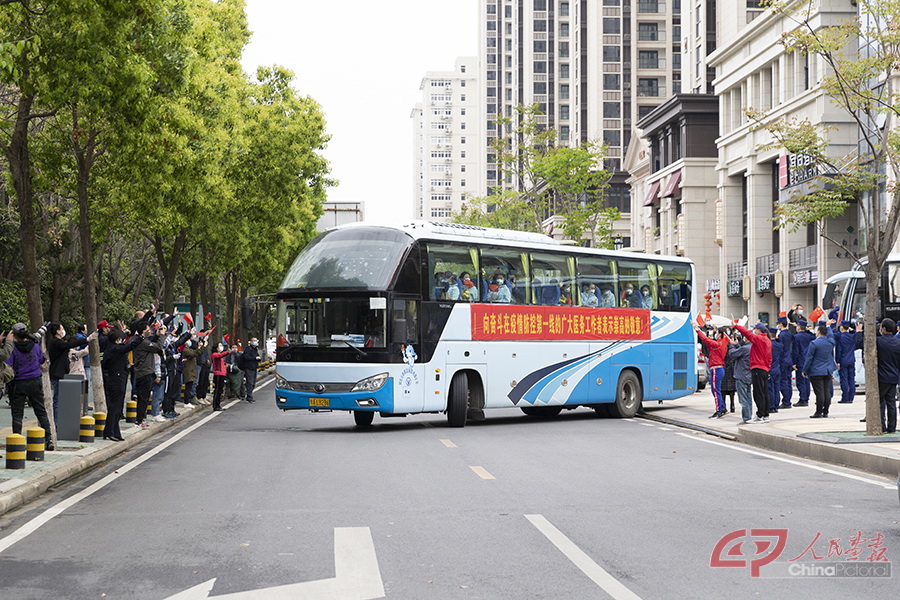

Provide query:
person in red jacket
left=211, top=342, right=230, bottom=412
left=733, top=322, right=773, bottom=423
left=695, top=326, right=731, bottom=418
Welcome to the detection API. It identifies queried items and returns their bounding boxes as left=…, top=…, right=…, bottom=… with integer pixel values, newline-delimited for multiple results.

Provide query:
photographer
left=4, top=323, right=54, bottom=449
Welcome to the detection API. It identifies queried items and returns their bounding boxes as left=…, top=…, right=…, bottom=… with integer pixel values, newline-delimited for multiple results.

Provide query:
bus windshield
left=278, top=297, right=388, bottom=348
left=281, top=227, right=413, bottom=290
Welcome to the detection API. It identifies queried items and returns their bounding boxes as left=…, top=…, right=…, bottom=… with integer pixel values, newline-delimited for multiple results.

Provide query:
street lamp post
left=613, top=235, right=624, bottom=251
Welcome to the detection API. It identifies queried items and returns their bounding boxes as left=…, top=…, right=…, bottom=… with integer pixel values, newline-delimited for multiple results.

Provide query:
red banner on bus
left=470, top=305, right=651, bottom=341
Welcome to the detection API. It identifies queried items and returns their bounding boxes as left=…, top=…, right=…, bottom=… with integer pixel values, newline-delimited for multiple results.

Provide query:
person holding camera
left=4, top=323, right=54, bottom=449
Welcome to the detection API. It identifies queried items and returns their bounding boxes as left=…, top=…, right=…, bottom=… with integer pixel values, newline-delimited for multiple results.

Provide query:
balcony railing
left=637, top=85, right=667, bottom=97
left=756, top=253, right=780, bottom=275
left=789, top=245, right=817, bottom=270
left=638, top=57, right=666, bottom=69
left=637, top=1, right=665, bottom=13
left=637, top=31, right=666, bottom=42
left=727, top=261, right=748, bottom=281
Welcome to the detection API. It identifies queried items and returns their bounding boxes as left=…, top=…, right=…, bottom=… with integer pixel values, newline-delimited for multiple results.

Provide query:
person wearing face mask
left=598, top=284, right=616, bottom=308
left=788, top=303, right=805, bottom=333
left=241, top=338, right=263, bottom=403
left=162, top=328, right=191, bottom=418
left=581, top=283, right=598, bottom=307
left=486, top=273, right=511, bottom=303
left=622, top=283, right=643, bottom=308
left=640, top=285, right=654, bottom=309
left=695, top=326, right=731, bottom=418
left=211, top=342, right=230, bottom=411
left=459, top=272, right=479, bottom=302
left=101, top=328, right=144, bottom=441
left=181, top=333, right=207, bottom=407
left=47, top=322, right=88, bottom=424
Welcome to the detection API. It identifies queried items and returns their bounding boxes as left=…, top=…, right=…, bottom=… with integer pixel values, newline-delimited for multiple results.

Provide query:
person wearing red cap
left=733, top=322, right=773, bottom=423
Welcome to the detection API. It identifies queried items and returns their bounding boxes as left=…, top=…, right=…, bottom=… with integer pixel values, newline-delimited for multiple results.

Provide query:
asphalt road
left=0, top=381, right=898, bottom=600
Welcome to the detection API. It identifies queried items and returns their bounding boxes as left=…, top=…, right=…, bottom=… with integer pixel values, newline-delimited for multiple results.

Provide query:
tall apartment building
left=411, top=57, right=485, bottom=222
left=478, top=0, right=683, bottom=241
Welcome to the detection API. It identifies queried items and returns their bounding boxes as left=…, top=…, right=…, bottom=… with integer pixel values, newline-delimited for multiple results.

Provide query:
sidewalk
left=0, top=369, right=274, bottom=517
left=642, top=388, right=900, bottom=481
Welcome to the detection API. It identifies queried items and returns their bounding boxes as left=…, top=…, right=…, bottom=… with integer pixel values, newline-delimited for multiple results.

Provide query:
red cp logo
left=710, top=529, right=789, bottom=577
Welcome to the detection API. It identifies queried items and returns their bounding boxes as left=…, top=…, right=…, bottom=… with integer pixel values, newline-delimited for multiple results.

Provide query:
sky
left=241, top=0, right=479, bottom=222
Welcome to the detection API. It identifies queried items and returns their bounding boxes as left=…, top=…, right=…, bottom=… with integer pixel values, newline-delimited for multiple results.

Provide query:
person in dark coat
left=776, top=317, right=794, bottom=408
left=802, top=323, right=836, bottom=419
left=856, top=318, right=900, bottom=433
left=101, top=329, right=143, bottom=441
left=47, top=322, right=88, bottom=423
left=721, top=335, right=738, bottom=413
left=834, top=320, right=857, bottom=403
left=241, top=338, right=262, bottom=403
left=768, top=328, right=783, bottom=413
left=727, top=339, right=753, bottom=423
left=791, top=320, right=815, bottom=407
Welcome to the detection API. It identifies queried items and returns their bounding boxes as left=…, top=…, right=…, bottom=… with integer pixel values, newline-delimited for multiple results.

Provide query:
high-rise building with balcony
left=478, top=0, right=683, bottom=242
left=411, top=57, right=485, bottom=221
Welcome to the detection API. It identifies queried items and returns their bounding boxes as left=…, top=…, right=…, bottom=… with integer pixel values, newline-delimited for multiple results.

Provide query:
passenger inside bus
left=622, top=283, right=643, bottom=308
left=640, top=284, right=654, bottom=309
left=560, top=283, right=574, bottom=305
left=460, top=272, right=479, bottom=302
left=485, top=272, right=512, bottom=303
left=581, top=283, right=598, bottom=307
left=509, top=273, right=526, bottom=304
left=540, top=279, right=561, bottom=305
left=598, top=284, right=616, bottom=307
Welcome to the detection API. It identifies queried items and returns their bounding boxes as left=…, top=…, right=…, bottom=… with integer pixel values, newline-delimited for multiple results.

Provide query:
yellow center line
left=469, top=466, right=495, bottom=480
left=440, top=439, right=457, bottom=448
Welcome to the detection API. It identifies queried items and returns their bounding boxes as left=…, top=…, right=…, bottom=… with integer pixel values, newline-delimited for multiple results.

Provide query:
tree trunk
left=73, top=119, right=107, bottom=413
left=863, top=264, right=882, bottom=436
left=152, top=230, right=188, bottom=312
left=4, top=92, right=44, bottom=329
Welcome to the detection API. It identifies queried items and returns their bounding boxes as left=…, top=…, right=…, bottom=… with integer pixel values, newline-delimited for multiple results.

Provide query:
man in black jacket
left=241, top=338, right=262, bottom=403
left=857, top=318, right=900, bottom=433
left=47, top=322, right=88, bottom=424
left=132, top=322, right=164, bottom=428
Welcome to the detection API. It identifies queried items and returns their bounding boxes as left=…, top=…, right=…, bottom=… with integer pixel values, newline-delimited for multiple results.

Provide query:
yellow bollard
left=125, top=400, right=137, bottom=423
left=6, top=434, right=26, bottom=469
left=26, top=428, right=45, bottom=461
left=80, top=416, right=95, bottom=443
left=93, top=412, right=106, bottom=438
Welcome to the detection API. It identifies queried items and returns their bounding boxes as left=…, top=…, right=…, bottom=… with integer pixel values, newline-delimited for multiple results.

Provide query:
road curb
left=643, top=412, right=900, bottom=480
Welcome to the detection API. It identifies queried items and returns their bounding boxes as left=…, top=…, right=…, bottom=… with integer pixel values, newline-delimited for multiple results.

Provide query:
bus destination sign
left=471, top=305, right=651, bottom=341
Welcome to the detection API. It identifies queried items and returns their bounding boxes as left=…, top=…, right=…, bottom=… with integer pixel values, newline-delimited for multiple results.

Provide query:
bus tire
left=353, top=411, right=375, bottom=427
left=610, top=371, right=642, bottom=418
left=521, top=406, right=563, bottom=417
left=447, top=372, right=468, bottom=427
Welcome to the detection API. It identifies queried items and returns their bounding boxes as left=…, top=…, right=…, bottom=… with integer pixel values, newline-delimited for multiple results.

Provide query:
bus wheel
left=447, top=372, right=468, bottom=427
left=610, top=371, right=642, bottom=418
left=521, top=406, right=563, bottom=417
left=353, top=411, right=375, bottom=427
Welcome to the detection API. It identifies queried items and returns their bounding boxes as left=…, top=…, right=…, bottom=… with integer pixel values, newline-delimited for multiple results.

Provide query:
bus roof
left=323, top=220, right=693, bottom=264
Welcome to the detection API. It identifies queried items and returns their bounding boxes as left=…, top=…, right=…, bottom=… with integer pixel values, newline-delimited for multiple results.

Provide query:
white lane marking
left=254, top=378, right=274, bottom=391
left=675, top=432, right=897, bottom=490
left=0, top=377, right=276, bottom=554
left=469, top=466, right=495, bottom=480
left=440, top=439, right=457, bottom=448
left=655, top=427, right=672, bottom=431
left=165, top=527, right=385, bottom=600
left=526, top=514, right=643, bottom=600
left=637, top=422, right=655, bottom=427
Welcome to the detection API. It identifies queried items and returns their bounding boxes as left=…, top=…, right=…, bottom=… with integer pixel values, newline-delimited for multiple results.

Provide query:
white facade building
left=411, top=57, right=485, bottom=222
left=710, top=1, right=858, bottom=322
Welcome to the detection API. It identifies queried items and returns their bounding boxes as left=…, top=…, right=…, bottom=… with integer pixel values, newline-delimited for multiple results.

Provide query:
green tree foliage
left=751, top=0, right=900, bottom=435
left=454, top=104, right=614, bottom=246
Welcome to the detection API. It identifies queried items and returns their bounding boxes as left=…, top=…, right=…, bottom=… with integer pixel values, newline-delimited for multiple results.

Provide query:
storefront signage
left=756, top=273, right=775, bottom=293
left=779, top=153, right=820, bottom=189
left=727, top=279, right=743, bottom=297
left=789, top=269, right=818, bottom=287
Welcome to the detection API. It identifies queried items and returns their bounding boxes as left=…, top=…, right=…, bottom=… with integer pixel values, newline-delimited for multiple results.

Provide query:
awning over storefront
left=642, top=181, right=661, bottom=207
left=662, top=171, right=682, bottom=197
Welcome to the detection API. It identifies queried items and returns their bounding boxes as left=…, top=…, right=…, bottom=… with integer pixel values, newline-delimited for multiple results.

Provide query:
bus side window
left=576, top=256, right=616, bottom=307
left=656, top=262, right=691, bottom=312
left=617, top=259, right=653, bottom=309
left=426, top=243, right=478, bottom=302
left=531, top=252, right=575, bottom=306
left=479, top=247, right=526, bottom=304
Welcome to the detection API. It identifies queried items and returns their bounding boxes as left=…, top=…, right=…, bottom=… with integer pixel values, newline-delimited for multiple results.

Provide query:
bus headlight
left=275, top=375, right=289, bottom=390
left=351, top=372, right=389, bottom=392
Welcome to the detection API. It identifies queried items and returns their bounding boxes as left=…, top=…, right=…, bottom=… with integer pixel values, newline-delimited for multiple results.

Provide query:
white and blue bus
left=274, top=221, right=700, bottom=427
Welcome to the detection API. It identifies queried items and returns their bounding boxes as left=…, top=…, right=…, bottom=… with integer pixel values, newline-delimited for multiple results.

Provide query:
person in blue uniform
left=792, top=320, right=814, bottom=406
left=833, top=320, right=856, bottom=403
left=768, top=328, right=783, bottom=413
left=776, top=316, right=794, bottom=408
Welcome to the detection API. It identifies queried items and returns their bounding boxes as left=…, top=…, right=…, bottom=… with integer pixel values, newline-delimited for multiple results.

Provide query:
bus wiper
left=341, top=340, right=368, bottom=357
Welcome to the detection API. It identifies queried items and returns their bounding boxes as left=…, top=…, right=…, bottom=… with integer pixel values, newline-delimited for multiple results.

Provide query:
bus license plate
left=309, top=398, right=330, bottom=407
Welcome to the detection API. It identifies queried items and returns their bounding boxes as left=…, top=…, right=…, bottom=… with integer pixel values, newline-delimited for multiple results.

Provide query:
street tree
left=454, top=105, right=614, bottom=246
left=750, top=0, right=900, bottom=435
